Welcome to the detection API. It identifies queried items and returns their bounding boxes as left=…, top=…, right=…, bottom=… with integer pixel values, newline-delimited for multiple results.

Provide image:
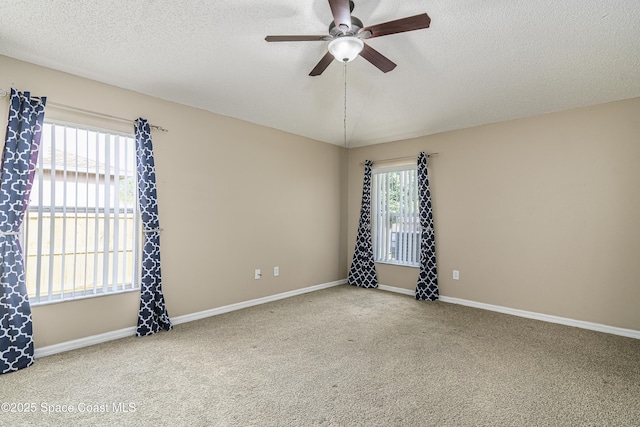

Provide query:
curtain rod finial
left=151, top=125, right=169, bottom=133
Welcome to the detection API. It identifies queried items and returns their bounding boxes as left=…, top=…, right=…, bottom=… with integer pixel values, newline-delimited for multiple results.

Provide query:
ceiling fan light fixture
left=328, top=36, right=364, bottom=62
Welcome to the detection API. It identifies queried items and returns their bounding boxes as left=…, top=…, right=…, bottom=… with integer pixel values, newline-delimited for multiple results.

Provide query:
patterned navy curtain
left=415, top=152, right=439, bottom=300
left=0, top=89, right=46, bottom=374
left=134, top=118, right=172, bottom=336
left=348, top=160, right=377, bottom=288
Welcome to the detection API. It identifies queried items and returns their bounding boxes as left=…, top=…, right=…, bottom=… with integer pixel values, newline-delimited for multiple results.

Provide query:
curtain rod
left=0, top=88, right=169, bottom=133
left=359, top=153, right=438, bottom=167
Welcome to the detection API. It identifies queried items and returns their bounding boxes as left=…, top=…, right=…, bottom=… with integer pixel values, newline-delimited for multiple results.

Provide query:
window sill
left=30, top=287, right=140, bottom=307
left=375, top=261, right=420, bottom=268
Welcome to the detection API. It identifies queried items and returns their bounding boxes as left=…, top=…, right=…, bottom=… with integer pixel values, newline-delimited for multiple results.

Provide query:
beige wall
left=348, top=97, right=640, bottom=331
left=1, top=55, right=348, bottom=347
left=2, top=54, right=639, bottom=349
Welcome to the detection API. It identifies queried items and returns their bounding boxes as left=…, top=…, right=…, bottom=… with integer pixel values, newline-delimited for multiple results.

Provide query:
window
left=372, top=165, right=420, bottom=266
left=24, top=121, right=141, bottom=304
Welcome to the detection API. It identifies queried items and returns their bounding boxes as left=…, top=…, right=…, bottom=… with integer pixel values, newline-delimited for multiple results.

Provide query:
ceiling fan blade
left=309, top=52, right=335, bottom=76
left=265, top=35, right=328, bottom=42
left=359, top=43, right=397, bottom=73
left=359, top=13, right=431, bottom=39
left=328, top=0, right=352, bottom=32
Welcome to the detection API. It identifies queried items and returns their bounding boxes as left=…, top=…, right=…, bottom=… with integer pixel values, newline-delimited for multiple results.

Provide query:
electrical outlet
left=255, top=269, right=261, bottom=280
left=452, top=270, right=460, bottom=280
left=274, top=266, right=279, bottom=277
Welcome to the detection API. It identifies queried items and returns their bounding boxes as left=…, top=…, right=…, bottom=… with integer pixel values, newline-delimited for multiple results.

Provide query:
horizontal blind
left=372, top=166, right=420, bottom=266
left=24, top=122, right=141, bottom=304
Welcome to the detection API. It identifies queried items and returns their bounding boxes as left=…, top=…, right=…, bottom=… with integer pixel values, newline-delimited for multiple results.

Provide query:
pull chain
left=343, top=61, right=348, bottom=149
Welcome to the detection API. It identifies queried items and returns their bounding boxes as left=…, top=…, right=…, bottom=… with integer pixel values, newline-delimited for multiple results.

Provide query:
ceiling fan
left=265, top=0, right=431, bottom=76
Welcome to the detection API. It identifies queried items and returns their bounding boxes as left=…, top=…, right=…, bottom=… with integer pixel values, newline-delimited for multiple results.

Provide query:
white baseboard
left=34, top=327, right=137, bottom=358
left=171, top=279, right=347, bottom=325
left=36, top=279, right=636, bottom=358
left=377, top=283, right=640, bottom=340
left=377, top=284, right=415, bottom=296
left=34, top=279, right=347, bottom=359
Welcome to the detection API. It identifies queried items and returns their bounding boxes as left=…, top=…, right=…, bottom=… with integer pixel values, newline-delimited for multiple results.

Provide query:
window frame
left=24, top=119, right=142, bottom=306
left=371, top=164, right=421, bottom=268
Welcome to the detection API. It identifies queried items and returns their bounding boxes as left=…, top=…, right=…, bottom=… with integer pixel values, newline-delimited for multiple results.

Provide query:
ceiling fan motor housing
left=329, top=16, right=363, bottom=37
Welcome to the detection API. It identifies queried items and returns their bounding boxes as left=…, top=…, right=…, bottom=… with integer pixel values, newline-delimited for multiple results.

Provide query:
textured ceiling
left=1, top=0, right=639, bottom=147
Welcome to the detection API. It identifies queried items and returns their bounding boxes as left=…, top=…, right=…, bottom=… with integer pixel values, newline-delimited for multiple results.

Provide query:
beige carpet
left=2, top=285, right=639, bottom=426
